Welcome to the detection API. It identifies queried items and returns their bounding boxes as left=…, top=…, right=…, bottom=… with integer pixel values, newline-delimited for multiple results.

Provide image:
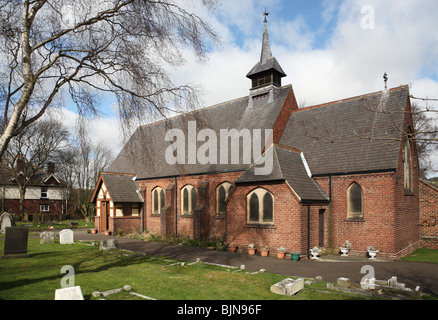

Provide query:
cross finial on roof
left=263, top=10, right=269, bottom=23
left=383, top=72, right=388, bottom=90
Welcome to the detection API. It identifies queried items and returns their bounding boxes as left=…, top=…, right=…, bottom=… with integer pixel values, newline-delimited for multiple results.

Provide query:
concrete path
left=72, top=229, right=438, bottom=296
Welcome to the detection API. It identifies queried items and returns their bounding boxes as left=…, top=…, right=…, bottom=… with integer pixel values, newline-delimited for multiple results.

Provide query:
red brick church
left=91, top=19, right=421, bottom=259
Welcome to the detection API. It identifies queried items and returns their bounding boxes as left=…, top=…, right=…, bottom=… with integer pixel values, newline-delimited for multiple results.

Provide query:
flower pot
left=228, top=246, right=238, bottom=253
left=277, top=252, right=286, bottom=259
left=248, top=248, right=256, bottom=255
left=261, top=250, right=269, bottom=257
left=91, top=229, right=97, bottom=234
left=291, top=253, right=300, bottom=262
left=104, top=231, right=111, bottom=236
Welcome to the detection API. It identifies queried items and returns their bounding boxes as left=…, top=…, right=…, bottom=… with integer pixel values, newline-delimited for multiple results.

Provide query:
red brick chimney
left=47, top=162, right=55, bottom=175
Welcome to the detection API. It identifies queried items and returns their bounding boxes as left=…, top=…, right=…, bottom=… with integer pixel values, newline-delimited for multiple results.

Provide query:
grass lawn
left=400, top=248, right=438, bottom=264
left=0, top=237, right=436, bottom=301
left=0, top=238, right=380, bottom=301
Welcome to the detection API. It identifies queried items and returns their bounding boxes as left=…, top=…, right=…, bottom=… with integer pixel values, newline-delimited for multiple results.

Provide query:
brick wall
left=315, top=173, right=399, bottom=257
left=419, top=180, right=438, bottom=249
left=225, top=181, right=324, bottom=256
left=136, top=171, right=242, bottom=240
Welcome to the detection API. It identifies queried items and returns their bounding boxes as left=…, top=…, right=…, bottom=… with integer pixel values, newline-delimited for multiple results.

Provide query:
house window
left=247, top=188, right=274, bottom=224
left=152, top=187, right=165, bottom=214
left=347, top=182, right=363, bottom=219
left=181, top=185, right=197, bottom=215
left=41, top=187, right=48, bottom=199
left=216, top=182, right=234, bottom=214
left=404, top=140, right=413, bottom=193
left=40, top=204, right=49, bottom=212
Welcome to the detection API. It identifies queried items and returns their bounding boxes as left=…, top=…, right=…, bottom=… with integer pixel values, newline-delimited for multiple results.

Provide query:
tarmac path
left=71, top=229, right=438, bottom=296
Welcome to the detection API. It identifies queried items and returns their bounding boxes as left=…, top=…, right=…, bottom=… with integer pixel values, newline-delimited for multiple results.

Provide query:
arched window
left=152, top=187, right=165, bottom=214
left=404, top=139, right=413, bottom=193
left=181, top=185, right=197, bottom=215
left=247, top=188, right=274, bottom=224
left=347, top=183, right=363, bottom=219
left=216, top=182, right=234, bottom=214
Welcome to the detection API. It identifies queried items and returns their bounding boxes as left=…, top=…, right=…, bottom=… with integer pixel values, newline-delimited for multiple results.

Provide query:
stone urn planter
left=339, top=241, right=352, bottom=256
left=310, top=246, right=321, bottom=260
left=367, top=246, right=379, bottom=259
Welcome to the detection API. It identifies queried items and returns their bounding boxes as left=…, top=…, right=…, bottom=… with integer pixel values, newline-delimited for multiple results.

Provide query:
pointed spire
left=246, top=12, right=286, bottom=89
left=261, top=19, right=273, bottom=65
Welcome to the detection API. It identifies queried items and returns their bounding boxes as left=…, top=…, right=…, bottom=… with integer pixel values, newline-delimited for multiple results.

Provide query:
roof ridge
left=293, top=84, right=409, bottom=113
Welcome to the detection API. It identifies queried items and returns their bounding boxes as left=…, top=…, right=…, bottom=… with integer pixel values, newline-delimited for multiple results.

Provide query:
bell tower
left=246, top=11, right=287, bottom=93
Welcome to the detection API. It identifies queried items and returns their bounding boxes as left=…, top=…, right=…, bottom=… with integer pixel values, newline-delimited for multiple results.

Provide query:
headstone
left=337, top=277, right=350, bottom=288
left=40, top=231, right=56, bottom=244
left=54, top=286, right=84, bottom=300
left=1, top=227, right=29, bottom=259
left=270, top=278, right=304, bottom=296
left=99, top=239, right=118, bottom=251
left=0, top=212, right=14, bottom=233
left=285, top=278, right=304, bottom=296
left=59, top=229, right=74, bottom=244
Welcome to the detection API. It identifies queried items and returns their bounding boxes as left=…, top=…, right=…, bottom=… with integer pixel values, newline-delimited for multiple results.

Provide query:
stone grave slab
left=59, top=229, right=74, bottom=244
left=54, top=286, right=84, bottom=300
left=40, top=231, right=56, bottom=244
left=99, top=239, right=119, bottom=251
left=0, top=212, right=14, bottom=233
left=270, top=278, right=304, bottom=296
left=1, top=227, right=29, bottom=259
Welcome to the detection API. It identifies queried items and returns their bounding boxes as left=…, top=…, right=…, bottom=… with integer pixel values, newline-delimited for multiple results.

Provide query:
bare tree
left=59, top=139, right=113, bottom=223
left=3, top=118, right=69, bottom=217
left=0, top=0, right=219, bottom=161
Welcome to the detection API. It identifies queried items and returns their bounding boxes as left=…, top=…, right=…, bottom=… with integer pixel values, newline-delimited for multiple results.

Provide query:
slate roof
left=108, top=85, right=293, bottom=179
left=0, top=163, right=66, bottom=187
left=235, top=145, right=329, bottom=202
left=246, top=22, right=287, bottom=78
left=280, top=86, right=409, bottom=176
left=98, top=173, right=144, bottom=203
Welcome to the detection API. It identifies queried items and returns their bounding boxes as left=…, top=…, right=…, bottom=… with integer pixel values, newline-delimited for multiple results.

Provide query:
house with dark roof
left=0, top=159, right=67, bottom=220
left=92, top=19, right=420, bottom=259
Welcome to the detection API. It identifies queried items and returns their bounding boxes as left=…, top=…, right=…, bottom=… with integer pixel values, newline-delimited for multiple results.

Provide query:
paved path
left=72, top=229, right=438, bottom=296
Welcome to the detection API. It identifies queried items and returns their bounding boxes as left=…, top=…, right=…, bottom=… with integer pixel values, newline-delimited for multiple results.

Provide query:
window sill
left=345, top=218, right=365, bottom=222
left=245, top=224, right=276, bottom=229
left=151, top=213, right=161, bottom=216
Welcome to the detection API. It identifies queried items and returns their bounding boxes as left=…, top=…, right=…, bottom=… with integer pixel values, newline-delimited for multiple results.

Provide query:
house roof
left=280, top=86, right=410, bottom=176
left=235, top=144, right=329, bottom=202
left=94, top=173, right=144, bottom=203
left=108, top=85, right=293, bottom=180
left=0, top=163, right=66, bottom=187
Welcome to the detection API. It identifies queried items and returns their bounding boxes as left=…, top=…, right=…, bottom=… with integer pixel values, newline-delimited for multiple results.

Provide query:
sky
left=63, top=0, right=438, bottom=176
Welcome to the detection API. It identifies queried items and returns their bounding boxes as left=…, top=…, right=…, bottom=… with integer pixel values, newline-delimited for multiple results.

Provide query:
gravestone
left=59, top=229, right=74, bottom=244
left=1, top=227, right=29, bottom=259
left=40, top=231, right=56, bottom=244
left=0, top=212, right=14, bottom=233
left=54, top=286, right=84, bottom=300
left=270, top=278, right=304, bottom=296
left=99, top=239, right=118, bottom=251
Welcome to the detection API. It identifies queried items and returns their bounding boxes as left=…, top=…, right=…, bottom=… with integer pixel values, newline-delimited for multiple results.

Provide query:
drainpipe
left=307, top=202, right=311, bottom=259
left=174, top=176, right=178, bottom=237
